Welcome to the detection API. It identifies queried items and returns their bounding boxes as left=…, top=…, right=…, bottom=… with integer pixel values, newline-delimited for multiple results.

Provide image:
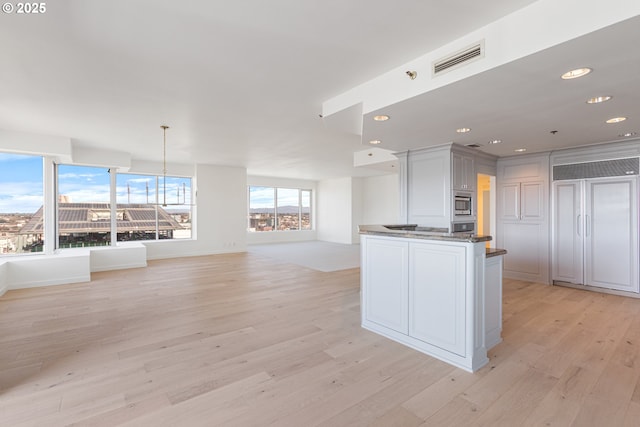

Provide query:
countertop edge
left=485, top=248, right=507, bottom=258
left=359, top=224, right=492, bottom=243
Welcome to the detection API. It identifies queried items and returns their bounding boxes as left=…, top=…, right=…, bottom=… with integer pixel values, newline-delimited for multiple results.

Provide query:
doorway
left=477, top=173, right=496, bottom=247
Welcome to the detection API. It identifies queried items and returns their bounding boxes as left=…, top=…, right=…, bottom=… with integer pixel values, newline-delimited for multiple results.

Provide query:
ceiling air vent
left=465, top=144, right=481, bottom=148
left=433, top=41, right=484, bottom=76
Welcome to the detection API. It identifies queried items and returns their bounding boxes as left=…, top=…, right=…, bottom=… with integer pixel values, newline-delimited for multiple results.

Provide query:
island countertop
left=358, top=224, right=492, bottom=243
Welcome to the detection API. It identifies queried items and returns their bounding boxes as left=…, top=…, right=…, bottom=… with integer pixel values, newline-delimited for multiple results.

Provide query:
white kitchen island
left=359, top=225, right=505, bottom=372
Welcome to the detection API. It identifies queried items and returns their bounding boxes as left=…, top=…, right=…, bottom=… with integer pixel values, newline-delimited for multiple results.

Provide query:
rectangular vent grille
left=553, top=158, right=639, bottom=181
left=433, top=42, right=483, bottom=75
left=465, top=144, right=481, bottom=148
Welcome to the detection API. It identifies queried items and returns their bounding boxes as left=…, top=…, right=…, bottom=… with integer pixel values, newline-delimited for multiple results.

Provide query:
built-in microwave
left=454, top=193, right=472, bottom=216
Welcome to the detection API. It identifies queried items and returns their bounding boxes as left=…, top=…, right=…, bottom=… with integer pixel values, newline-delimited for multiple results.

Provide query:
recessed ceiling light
left=373, top=115, right=389, bottom=122
left=619, top=132, right=637, bottom=138
left=586, top=96, right=612, bottom=104
left=606, top=117, right=627, bottom=124
left=514, top=148, right=527, bottom=152
left=561, top=68, right=592, bottom=79
left=488, top=139, right=502, bottom=144
left=456, top=128, right=471, bottom=133
left=369, top=140, right=382, bottom=145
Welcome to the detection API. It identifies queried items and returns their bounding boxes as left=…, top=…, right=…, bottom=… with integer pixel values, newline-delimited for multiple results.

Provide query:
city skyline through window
left=248, top=186, right=311, bottom=232
left=0, top=153, right=44, bottom=254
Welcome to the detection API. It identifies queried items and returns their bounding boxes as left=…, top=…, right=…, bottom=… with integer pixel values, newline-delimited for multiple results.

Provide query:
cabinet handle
left=577, top=214, right=581, bottom=236
left=586, top=215, right=591, bottom=237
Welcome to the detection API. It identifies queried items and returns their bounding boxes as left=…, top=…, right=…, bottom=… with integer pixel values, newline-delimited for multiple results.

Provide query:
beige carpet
left=247, top=241, right=360, bottom=272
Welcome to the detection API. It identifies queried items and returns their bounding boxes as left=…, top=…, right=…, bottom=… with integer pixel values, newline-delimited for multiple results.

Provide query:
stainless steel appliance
left=454, top=193, right=472, bottom=216
left=451, top=222, right=475, bottom=233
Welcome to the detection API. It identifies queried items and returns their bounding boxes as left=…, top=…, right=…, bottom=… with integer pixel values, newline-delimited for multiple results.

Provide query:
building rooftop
left=20, top=203, right=183, bottom=234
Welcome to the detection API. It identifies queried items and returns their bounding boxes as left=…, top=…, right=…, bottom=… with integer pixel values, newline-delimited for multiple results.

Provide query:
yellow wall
left=477, top=174, right=491, bottom=237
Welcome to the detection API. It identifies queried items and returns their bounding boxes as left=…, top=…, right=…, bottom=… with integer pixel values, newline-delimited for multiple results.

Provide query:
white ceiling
left=4, top=1, right=634, bottom=181
left=361, top=14, right=640, bottom=160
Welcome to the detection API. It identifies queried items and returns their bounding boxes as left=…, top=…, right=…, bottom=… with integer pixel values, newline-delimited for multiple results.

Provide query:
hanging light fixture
left=158, top=125, right=188, bottom=207
left=160, top=125, right=169, bottom=207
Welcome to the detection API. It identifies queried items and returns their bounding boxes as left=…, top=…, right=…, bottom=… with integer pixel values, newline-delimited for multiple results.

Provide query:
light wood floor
left=1, top=253, right=640, bottom=426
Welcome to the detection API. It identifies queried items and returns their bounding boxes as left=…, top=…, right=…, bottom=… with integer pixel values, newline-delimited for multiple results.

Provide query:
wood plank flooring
left=1, top=252, right=640, bottom=426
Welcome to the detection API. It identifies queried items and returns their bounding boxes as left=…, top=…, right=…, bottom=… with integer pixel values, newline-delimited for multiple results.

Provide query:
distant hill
left=250, top=205, right=310, bottom=214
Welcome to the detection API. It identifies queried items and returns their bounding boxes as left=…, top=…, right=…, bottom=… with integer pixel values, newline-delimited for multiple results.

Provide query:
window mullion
left=274, top=188, right=278, bottom=232
left=110, top=169, right=117, bottom=246
left=298, top=189, right=302, bottom=230
left=155, top=176, right=159, bottom=240
left=44, top=157, right=55, bottom=254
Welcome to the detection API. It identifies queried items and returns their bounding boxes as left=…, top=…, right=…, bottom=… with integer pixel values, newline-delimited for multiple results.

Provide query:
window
left=248, top=186, right=312, bottom=232
left=158, top=175, right=192, bottom=239
left=57, top=165, right=111, bottom=248
left=248, top=186, right=275, bottom=231
left=0, top=152, right=44, bottom=254
left=56, top=167, right=193, bottom=247
left=116, top=173, right=192, bottom=241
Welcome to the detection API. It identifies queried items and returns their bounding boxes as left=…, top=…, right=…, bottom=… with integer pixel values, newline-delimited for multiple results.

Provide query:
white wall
left=317, top=174, right=399, bottom=245
left=317, top=177, right=354, bottom=244
left=0, top=262, right=7, bottom=296
left=145, top=164, right=248, bottom=259
left=246, top=175, right=317, bottom=244
left=351, top=177, right=364, bottom=244
left=361, top=174, right=400, bottom=225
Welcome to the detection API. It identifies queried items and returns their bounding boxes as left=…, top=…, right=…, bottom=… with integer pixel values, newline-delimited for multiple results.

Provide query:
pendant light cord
left=161, top=125, right=169, bottom=207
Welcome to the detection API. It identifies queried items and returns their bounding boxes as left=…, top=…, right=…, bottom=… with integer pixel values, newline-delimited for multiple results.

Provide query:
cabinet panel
left=585, top=178, right=638, bottom=292
left=499, top=183, right=520, bottom=220
left=409, top=243, right=465, bottom=356
left=484, top=256, right=503, bottom=349
left=452, top=153, right=475, bottom=191
left=363, top=238, right=409, bottom=334
left=552, top=181, right=583, bottom=284
left=502, top=222, right=544, bottom=276
left=521, top=181, right=544, bottom=220
left=408, top=150, right=450, bottom=227
left=497, top=155, right=550, bottom=284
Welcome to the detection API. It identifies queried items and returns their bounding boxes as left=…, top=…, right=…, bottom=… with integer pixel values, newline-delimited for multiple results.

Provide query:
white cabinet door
left=502, top=222, right=546, bottom=278
left=363, top=237, right=409, bottom=334
left=452, top=152, right=475, bottom=191
left=520, top=181, right=544, bottom=221
left=408, top=149, right=450, bottom=227
left=499, top=181, right=544, bottom=221
left=409, top=243, right=466, bottom=356
left=585, top=178, right=638, bottom=292
left=499, top=183, right=520, bottom=220
left=552, top=180, right=583, bottom=284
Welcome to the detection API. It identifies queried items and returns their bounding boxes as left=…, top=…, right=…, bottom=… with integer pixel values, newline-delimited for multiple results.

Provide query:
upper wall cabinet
left=452, top=151, right=475, bottom=191
left=499, top=181, right=544, bottom=221
left=397, top=144, right=496, bottom=229
left=406, top=146, right=451, bottom=229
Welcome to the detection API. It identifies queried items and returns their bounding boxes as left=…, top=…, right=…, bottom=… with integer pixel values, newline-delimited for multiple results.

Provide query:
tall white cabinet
left=497, top=154, right=550, bottom=283
left=552, top=175, right=639, bottom=293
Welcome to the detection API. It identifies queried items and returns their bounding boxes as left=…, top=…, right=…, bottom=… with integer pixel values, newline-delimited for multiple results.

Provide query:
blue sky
left=249, top=186, right=310, bottom=209
left=0, top=153, right=191, bottom=213
left=0, top=153, right=43, bottom=213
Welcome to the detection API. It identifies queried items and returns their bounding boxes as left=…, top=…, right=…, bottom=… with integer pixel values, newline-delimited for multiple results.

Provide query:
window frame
left=52, top=164, right=195, bottom=249
left=247, top=186, right=313, bottom=232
